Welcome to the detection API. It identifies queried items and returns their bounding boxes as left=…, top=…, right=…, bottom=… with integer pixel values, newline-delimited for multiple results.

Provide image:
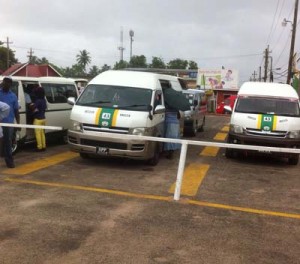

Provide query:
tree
left=0, top=46, right=18, bottom=72
left=89, top=65, right=100, bottom=77
left=188, top=60, right=198, bottom=70
left=113, top=60, right=129, bottom=70
left=149, top=57, right=166, bottom=69
left=129, top=55, right=147, bottom=68
left=76, top=49, right=91, bottom=73
left=100, top=64, right=111, bottom=72
left=167, top=58, right=188, bottom=69
left=29, top=56, right=49, bottom=65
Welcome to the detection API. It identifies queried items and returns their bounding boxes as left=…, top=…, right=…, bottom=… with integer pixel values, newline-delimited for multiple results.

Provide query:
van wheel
left=288, top=154, right=299, bottom=165
left=147, top=144, right=160, bottom=166
left=80, top=153, right=90, bottom=159
left=198, top=116, right=205, bottom=132
left=225, top=148, right=234, bottom=158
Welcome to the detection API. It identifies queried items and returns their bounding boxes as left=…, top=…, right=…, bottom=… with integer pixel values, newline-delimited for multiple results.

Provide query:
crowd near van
left=67, top=70, right=185, bottom=165
left=0, top=76, right=78, bottom=152
left=182, top=89, right=207, bottom=136
left=226, top=82, right=300, bottom=165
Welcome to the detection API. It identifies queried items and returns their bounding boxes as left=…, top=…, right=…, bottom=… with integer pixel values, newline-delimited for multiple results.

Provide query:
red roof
left=2, top=63, right=62, bottom=77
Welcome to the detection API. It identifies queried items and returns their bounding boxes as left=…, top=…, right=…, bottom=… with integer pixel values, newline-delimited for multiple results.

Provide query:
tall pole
left=129, top=30, right=134, bottom=61
left=264, top=46, right=269, bottom=82
left=287, top=0, right=299, bottom=84
left=5, top=37, right=13, bottom=69
left=259, top=66, right=262, bottom=81
left=118, top=27, right=125, bottom=61
left=269, top=56, right=273, bottom=82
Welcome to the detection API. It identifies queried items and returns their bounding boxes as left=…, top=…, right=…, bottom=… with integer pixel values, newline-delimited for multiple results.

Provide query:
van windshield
left=77, top=84, right=152, bottom=111
left=235, top=97, right=300, bottom=117
left=183, top=93, right=195, bottom=106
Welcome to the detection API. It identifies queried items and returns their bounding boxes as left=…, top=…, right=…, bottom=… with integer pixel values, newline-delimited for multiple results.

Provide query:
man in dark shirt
left=0, top=76, right=20, bottom=168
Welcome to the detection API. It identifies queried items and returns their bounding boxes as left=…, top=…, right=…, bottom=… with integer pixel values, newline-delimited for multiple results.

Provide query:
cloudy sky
left=0, top=0, right=299, bottom=83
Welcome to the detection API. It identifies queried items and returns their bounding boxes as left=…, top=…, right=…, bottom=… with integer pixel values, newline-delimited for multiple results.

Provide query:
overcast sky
left=0, top=0, right=299, bottom=83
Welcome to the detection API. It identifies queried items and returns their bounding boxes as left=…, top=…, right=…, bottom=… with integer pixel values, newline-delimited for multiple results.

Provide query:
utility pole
left=269, top=56, right=273, bottom=82
left=264, top=46, right=269, bottom=82
left=27, top=48, right=34, bottom=63
left=287, top=0, right=299, bottom=84
left=118, top=27, right=125, bottom=61
left=129, top=30, right=134, bottom=61
left=1, top=37, right=13, bottom=69
left=253, top=71, right=257, bottom=81
left=259, top=66, right=262, bottom=81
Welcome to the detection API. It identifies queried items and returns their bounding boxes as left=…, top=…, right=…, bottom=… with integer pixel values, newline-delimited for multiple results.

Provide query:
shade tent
left=163, top=88, right=191, bottom=111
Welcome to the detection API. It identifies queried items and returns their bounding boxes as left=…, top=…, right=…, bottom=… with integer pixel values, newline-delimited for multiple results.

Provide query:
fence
left=1, top=123, right=300, bottom=201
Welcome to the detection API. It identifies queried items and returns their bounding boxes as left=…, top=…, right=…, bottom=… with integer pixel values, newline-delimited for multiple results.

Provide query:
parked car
left=182, top=89, right=207, bottom=136
left=216, top=95, right=237, bottom=114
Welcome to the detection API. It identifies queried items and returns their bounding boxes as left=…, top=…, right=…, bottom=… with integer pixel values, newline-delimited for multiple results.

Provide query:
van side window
left=154, top=91, right=162, bottom=109
left=11, top=81, right=19, bottom=97
left=41, top=83, right=78, bottom=104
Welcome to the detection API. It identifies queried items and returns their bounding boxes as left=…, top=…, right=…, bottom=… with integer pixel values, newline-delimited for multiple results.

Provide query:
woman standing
left=33, top=87, right=47, bottom=151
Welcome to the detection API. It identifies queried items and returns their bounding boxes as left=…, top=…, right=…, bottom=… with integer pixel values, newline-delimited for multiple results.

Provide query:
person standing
left=0, top=76, right=20, bottom=168
left=32, top=86, right=47, bottom=151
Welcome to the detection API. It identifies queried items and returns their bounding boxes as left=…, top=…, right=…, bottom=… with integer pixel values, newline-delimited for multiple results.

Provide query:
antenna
left=118, top=27, right=125, bottom=61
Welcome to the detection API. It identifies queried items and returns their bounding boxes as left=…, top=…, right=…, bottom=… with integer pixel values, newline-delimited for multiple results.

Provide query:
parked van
left=182, top=89, right=207, bottom=136
left=0, top=76, right=78, bottom=152
left=225, top=82, right=300, bottom=165
left=67, top=70, right=184, bottom=165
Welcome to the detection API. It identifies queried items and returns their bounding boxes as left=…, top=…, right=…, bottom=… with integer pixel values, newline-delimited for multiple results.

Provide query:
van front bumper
left=68, top=130, right=156, bottom=160
left=227, top=132, right=300, bottom=157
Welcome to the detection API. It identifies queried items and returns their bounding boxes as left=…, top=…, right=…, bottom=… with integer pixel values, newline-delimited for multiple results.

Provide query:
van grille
left=245, top=128, right=287, bottom=138
left=82, top=124, right=129, bottom=134
left=81, top=139, right=127, bottom=150
left=131, top=144, right=145, bottom=151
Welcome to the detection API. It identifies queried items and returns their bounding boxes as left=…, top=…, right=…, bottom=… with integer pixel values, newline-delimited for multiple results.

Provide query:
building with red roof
left=2, top=63, right=62, bottom=77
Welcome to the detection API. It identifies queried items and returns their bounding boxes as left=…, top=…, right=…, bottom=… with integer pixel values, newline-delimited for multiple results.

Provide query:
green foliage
left=113, top=60, right=129, bottom=70
left=129, top=55, right=147, bottom=68
left=100, top=64, right=111, bottom=72
left=167, top=58, right=188, bottom=69
left=0, top=46, right=18, bottom=72
left=188, top=60, right=198, bottom=70
left=149, top=57, right=166, bottom=69
left=30, top=56, right=49, bottom=65
left=89, top=65, right=100, bottom=78
left=76, top=50, right=91, bottom=73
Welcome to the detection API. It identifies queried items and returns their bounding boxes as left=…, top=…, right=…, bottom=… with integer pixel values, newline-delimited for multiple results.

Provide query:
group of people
left=0, top=76, right=47, bottom=168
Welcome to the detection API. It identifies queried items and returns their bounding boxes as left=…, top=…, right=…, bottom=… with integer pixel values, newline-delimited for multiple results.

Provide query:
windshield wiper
left=120, top=104, right=151, bottom=108
left=79, top=100, right=111, bottom=106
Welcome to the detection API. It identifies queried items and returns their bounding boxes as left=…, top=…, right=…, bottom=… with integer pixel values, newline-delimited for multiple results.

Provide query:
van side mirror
left=67, top=97, right=76, bottom=105
left=154, top=105, right=165, bottom=114
left=224, top=105, right=232, bottom=113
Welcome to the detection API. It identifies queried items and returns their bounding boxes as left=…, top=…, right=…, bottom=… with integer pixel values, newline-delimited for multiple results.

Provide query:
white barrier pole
left=174, top=141, right=188, bottom=201
left=0, top=123, right=63, bottom=130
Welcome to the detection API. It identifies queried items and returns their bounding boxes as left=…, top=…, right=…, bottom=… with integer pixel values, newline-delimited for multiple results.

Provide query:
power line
left=266, top=0, right=280, bottom=46
left=274, top=31, right=291, bottom=67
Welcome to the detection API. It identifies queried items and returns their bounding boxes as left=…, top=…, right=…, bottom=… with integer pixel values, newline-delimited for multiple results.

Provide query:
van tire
left=225, top=148, right=234, bottom=158
left=80, top=153, right=90, bottom=159
left=147, top=143, right=160, bottom=166
left=288, top=154, right=299, bottom=165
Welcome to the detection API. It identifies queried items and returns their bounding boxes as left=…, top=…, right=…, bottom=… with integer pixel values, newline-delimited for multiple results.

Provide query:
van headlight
left=131, top=127, right=148, bottom=136
left=288, top=130, right=300, bottom=139
left=71, top=120, right=82, bottom=131
left=230, top=124, right=243, bottom=134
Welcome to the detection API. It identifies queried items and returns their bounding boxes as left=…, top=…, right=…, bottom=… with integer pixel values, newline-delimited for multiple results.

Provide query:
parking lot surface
left=0, top=115, right=299, bottom=264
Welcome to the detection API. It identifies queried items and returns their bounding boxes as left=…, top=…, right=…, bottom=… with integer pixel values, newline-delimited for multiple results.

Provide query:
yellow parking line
left=2, top=151, right=79, bottom=175
left=213, top=132, right=227, bottom=141
left=200, top=146, right=220, bottom=156
left=5, top=178, right=171, bottom=201
left=221, top=125, right=229, bottom=132
left=169, top=164, right=210, bottom=196
left=4, top=178, right=300, bottom=220
left=188, top=200, right=300, bottom=220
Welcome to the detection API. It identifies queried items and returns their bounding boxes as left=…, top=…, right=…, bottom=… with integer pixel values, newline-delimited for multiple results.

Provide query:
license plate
left=96, top=147, right=109, bottom=155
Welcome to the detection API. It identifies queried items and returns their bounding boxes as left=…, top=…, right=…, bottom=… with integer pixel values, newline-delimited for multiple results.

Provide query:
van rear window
left=235, top=97, right=300, bottom=117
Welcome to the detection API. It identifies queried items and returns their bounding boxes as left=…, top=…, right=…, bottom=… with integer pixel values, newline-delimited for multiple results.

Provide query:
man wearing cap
left=0, top=76, right=20, bottom=168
